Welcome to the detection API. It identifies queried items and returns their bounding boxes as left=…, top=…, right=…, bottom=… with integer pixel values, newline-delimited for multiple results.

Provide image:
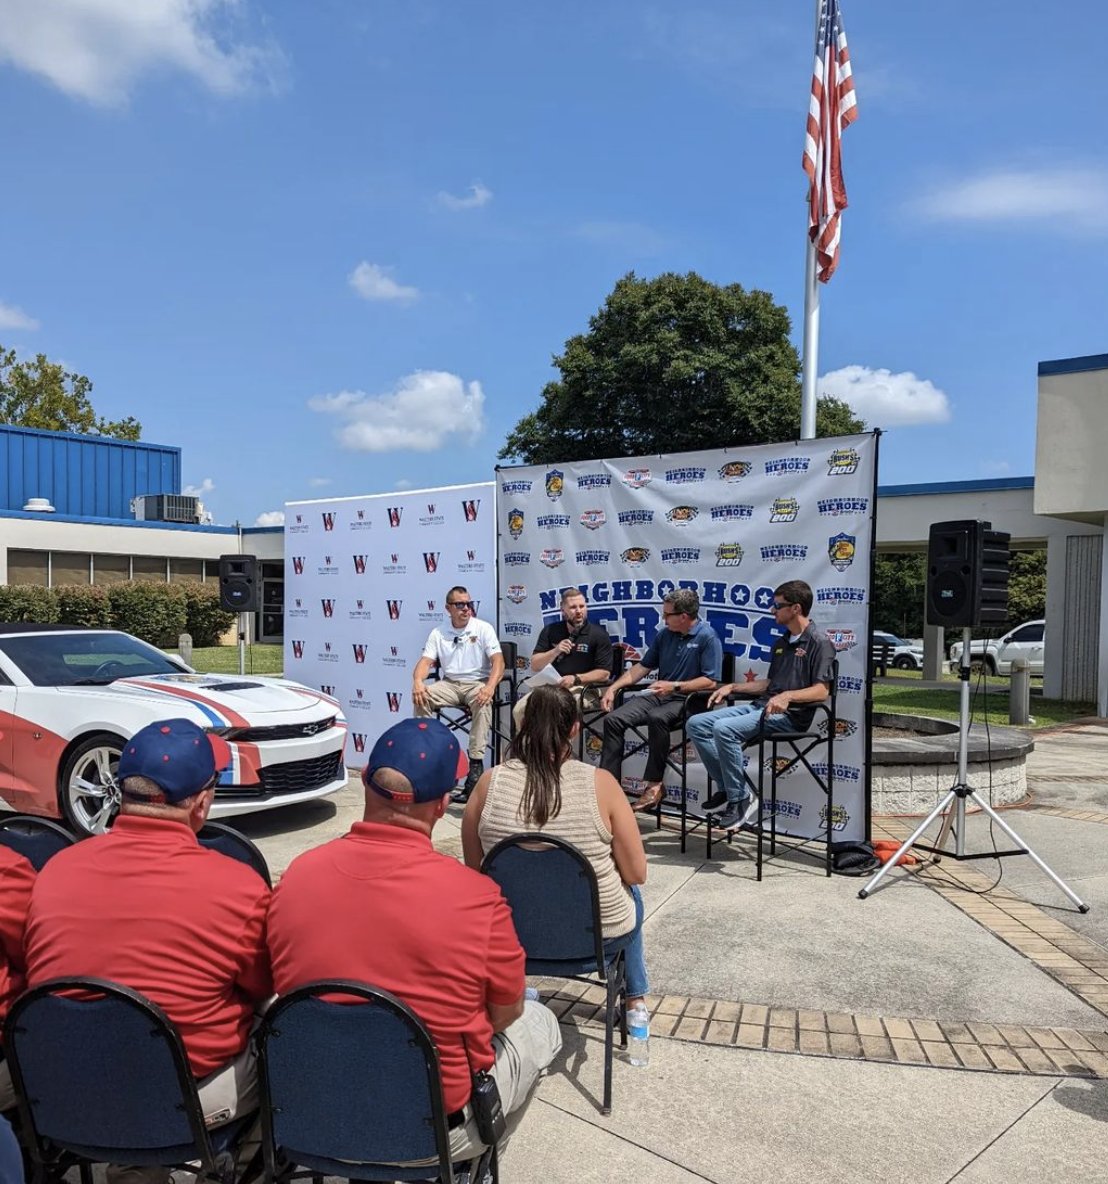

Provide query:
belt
left=447, top=1106, right=469, bottom=1130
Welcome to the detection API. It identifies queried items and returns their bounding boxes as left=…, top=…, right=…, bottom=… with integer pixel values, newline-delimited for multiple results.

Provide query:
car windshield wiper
left=71, top=677, right=119, bottom=686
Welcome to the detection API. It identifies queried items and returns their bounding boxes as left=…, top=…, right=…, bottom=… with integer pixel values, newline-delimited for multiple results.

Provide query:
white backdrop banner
left=496, top=434, right=877, bottom=841
left=284, top=483, right=496, bottom=768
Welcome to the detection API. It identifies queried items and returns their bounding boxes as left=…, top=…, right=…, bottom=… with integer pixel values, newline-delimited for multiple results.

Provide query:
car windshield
left=0, top=631, right=186, bottom=687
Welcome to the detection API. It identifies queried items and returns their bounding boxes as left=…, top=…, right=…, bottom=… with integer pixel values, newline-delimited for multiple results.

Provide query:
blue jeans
left=686, top=704, right=795, bottom=806
left=603, top=884, right=648, bottom=999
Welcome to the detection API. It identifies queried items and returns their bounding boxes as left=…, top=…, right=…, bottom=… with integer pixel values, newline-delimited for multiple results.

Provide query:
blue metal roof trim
left=1038, top=354, right=1108, bottom=377
left=242, top=526, right=285, bottom=535
left=0, top=507, right=236, bottom=533
left=878, top=476, right=1034, bottom=498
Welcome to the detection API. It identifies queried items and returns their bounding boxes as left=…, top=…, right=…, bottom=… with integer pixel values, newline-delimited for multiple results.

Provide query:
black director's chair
left=432, top=640, right=520, bottom=768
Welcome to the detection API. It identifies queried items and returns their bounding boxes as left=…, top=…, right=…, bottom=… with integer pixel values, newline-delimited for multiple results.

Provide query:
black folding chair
left=577, top=643, right=627, bottom=761
left=0, top=815, right=77, bottom=871
left=481, top=834, right=627, bottom=1115
left=4, top=977, right=255, bottom=1184
left=433, top=640, right=519, bottom=766
left=198, top=821, right=273, bottom=887
left=256, top=980, right=497, bottom=1184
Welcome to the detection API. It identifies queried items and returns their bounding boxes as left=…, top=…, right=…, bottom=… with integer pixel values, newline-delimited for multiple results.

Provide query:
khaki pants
left=416, top=679, right=492, bottom=761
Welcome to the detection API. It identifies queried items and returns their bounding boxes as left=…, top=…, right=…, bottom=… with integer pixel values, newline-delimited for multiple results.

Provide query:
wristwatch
left=572, top=674, right=581, bottom=687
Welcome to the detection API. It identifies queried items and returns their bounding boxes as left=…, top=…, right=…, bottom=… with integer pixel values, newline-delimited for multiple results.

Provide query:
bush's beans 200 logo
left=507, top=508, right=525, bottom=539
left=769, top=497, right=799, bottom=523
left=827, top=448, right=860, bottom=475
left=579, top=509, right=606, bottom=530
left=718, top=460, right=752, bottom=482
left=545, top=470, right=564, bottom=500
left=828, top=533, right=856, bottom=571
left=716, top=543, right=744, bottom=568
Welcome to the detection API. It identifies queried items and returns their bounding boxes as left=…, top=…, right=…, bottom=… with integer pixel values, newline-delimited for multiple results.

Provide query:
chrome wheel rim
left=67, top=744, right=122, bottom=834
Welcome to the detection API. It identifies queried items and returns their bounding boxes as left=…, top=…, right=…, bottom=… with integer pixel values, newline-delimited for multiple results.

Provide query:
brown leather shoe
left=631, top=784, right=665, bottom=812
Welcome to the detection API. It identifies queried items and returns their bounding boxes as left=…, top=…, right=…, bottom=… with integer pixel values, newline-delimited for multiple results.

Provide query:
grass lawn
left=872, top=682, right=1095, bottom=729
left=186, top=645, right=284, bottom=676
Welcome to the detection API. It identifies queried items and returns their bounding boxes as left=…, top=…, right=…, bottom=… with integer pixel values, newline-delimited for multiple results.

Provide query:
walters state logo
left=347, top=688, right=372, bottom=711
left=387, top=506, right=403, bottom=527
left=288, top=513, right=309, bottom=535
left=291, top=557, right=305, bottom=575
left=350, top=733, right=367, bottom=754
left=461, top=499, right=481, bottom=522
left=537, top=513, right=570, bottom=529
left=418, top=600, right=443, bottom=622
left=579, top=509, right=606, bottom=531
left=290, top=640, right=305, bottom=659
left=666, top=505, right=698, bottom=526
left=386, top=692, right=403, bottom=713
left=381, top=554, right=406, bottom=575
left=320, top=684, right=336, bottom=697
left=622, top=467, right=652, bottom=489
left=710, top=504, right=753, bottom=522
left=817, top=586, right=865, bottom=606
left=765, top=456, right=811, bottom=476
left=826, top=627, right=858, bottom=651
left=507, top=508, right=525, bottom=539
left=317, top=641, right=339, bottom=664
left=288, top=598, right=308, bottom=619
left=316, top=556, right=339, bottom=575
left=348, top=599, right=372, bottom=620
left=348, top=507, right=372, bottom=531
left=383, top=646, right=407, bottom=669
left=321, top=598, right=336, bottom=618
left=503, top=621, right=533, bottom=637
left=577, top=472, right=611, bottom=490
left=352, top=555, right=368, bottom=575
left=664, top=466, right=706, bottom=484
left=422, top=552, right=439, bottom=574
left=828, top=447, right=861, bottom=475
left=503, top=551, right=530, bottom=566
left=818, top=497, right=869, bottom=517
left=352, top=644, right=369, bottom=664
left=718, top=460, right=752, bottom=482
left=769, top=497, right=800, bottom=523
left=617, top=509, right=654, bottom=526
left=761, top=543, right=809, bottom=563
left=419, top=502, right=444, bottom=526
left=506, top=584, right=527, bottom=604
left=321, top=512, right=336, bottom=531
left=661, top=547, right=700, bottom=564
left=539, top=548, right=564, bottom=568
left=575, top=549, right=610, bottom=565
left=545, top=469, right=564, bottom=500
left=501, top=479, right=533, bottom=494
left=621, top=547, right=650, bottom=567
left=828, top=532, right=856, bottom=571
left=386, top=600, right=402, bottom=621
left=459, top=548, right=484, bottom=573
left=716, top=543, right=744, bottom=568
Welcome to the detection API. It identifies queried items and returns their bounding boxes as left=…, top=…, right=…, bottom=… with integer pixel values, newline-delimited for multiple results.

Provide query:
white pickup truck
left=948, top=619, right=1045, bottom=675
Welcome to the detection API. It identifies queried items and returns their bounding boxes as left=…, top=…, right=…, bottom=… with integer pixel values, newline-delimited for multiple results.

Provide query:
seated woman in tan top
left=462, top=684, right=649, bottom=1008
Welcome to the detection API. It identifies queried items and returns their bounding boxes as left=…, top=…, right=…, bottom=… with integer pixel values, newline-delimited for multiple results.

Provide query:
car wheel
left=59, top=733, right=124, bottom=835
left=892, top=655, right=915, bottom=670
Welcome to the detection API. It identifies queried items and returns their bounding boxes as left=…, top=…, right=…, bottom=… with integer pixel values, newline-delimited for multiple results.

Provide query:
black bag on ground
left=829, top=839, right=881, bottom=877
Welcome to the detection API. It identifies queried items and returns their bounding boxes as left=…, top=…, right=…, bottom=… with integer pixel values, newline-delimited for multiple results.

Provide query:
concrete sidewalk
left=233, top=721, right=1108, bottom=1183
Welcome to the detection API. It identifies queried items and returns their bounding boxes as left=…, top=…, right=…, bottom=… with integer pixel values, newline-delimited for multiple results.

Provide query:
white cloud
left=309, top=370, right=486, bottom=453
left=255, top=509, right=285, bottom=527
left=0, top=301, right=39, bottom=331
left=348, top=261, right=420, bottom=304
left=0, top=0, right=282, bottom=106
left=436, top=182, right=493, bottom=211
left=394, top=478, right=413, bottom=490
left=818, top=365, right=951, bottom=427
left=183, top=476, right=215, bottom=496
left=911, top=167, right=1108, bottom=234
left=307, top=476, right=332, bottom=487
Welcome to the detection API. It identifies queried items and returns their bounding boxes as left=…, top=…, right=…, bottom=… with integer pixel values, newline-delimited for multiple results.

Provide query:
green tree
left=1007, top=549, right=1046, bottom=626
left=873, top=553, right=926, bottom=639
left=0, top=345, right=141, bottom=439
left=500, top=271, right=863, bottom=464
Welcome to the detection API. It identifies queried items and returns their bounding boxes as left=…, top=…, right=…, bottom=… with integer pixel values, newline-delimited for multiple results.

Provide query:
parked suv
left=872, top=631, right=926, bottom=670
left=948, top=619, right=1045, bottom=675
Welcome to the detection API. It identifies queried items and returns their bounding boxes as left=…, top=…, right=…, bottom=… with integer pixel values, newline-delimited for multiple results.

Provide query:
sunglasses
left=771, top=601, right=793, bottom=612
left=448, top=601, right=474, bottom=611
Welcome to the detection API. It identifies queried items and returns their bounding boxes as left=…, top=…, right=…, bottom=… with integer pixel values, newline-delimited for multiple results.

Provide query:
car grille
left=224, top=717, right=338, bottom=743
left=257, top=751, right=345, bottom=796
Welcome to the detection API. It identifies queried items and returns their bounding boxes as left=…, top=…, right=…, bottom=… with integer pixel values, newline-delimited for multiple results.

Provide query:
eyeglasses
left=448, top=601, right=474, bottom=611
left=771, top=601, right=793, bottom=612
left=662, top=610, right=684, bottom=618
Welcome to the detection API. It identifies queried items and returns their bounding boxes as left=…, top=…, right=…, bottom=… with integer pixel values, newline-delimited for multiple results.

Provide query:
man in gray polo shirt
left=687, top=579, right=836, bottom=830
left=599, top=588, right=722, bottom=812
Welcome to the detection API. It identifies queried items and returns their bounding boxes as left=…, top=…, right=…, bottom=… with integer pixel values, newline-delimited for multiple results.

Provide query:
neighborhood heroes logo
left=818, top=497, right=869, bottom=517
left=381, top=554, right=406, bottom=575
left=765, top=456, right=811, bottom=476
left=816, top=586, right=865, bottom=607
left=501, top=479, right=533, bottom=494
left=540, top=548, right=565, bottom=568
left=661, top=548, right=700, bottom=565
left=769, top=498, right=799, bottom=523
left=419, top=502, right=444, bottom=526
left=503, top=621, right=533, bottom=637
left=828, top=447, right=861, bottom=475
left=664, top=466, right=705, bottom=484
left=764, top=798, right=803, bottom=821
left=537, top=513, right=571, bottom=529
left=710, top=504, right=753, bottom=522
left=622, top=467, right=652, bottom=489
left=577, top=473, right=611, bottom=490
left=761, top=543, right=809, bottom=563
left=617, top=509, right=654, bottom=527
left=503, top=551, right=530, bottom=566
left=348, top=508, right=372, bottom=531
left=837, top=674, right=864, bottom=694
left=828, top=533, right=856, bottom=572
left=575, top=549, right=610, bottom=565
left=718, top=460, right=752, bottom=482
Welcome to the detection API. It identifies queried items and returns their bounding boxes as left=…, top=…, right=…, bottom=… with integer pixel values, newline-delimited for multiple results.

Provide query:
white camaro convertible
left=0, top=624, right=348, bottom=834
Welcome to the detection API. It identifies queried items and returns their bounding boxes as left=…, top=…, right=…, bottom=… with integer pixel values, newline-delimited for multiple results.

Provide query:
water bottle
left=627, top=1003, right=650, bottom=1067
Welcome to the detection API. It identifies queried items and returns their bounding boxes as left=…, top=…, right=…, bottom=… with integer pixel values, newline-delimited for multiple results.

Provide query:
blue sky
left=0, top=0, right=1104, bottom=527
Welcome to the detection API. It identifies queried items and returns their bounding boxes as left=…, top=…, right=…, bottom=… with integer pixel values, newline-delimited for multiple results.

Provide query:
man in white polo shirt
left=412, top=586, right=505, bottom=801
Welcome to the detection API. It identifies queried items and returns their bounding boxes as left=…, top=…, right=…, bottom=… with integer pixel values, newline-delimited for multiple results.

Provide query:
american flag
left=803, top=0, right=857, bottom=283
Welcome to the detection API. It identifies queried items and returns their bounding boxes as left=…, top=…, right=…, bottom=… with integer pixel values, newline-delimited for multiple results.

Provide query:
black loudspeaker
left=926, top=521, right=1010, bottom=628
left=219, top=554, right=258, bottom=613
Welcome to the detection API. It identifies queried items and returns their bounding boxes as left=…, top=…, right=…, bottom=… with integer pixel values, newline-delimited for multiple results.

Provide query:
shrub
left=183, top=583, right=235, bottom=648
left=106, top=581, right=188, bottom=647
left=53, top=584, right=113, bottom=628
left=0, top=585, right=59, bottom=624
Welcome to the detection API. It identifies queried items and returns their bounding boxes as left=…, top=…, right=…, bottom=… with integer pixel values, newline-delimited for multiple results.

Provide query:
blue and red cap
left=364, top=718, right=468, bottom=804
left=117, top=718, right=232, bottom=803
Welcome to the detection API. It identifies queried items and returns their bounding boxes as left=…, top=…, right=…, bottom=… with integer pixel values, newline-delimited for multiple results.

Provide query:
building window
left=169, top=558, right=205, bottom=584
left=92, top=554, right=131, bottom=585
left=132, top=555, right=169, bottom=581
left=6, top=549, right=48, bottom=586
left=51, top=552, right=92, bottom=586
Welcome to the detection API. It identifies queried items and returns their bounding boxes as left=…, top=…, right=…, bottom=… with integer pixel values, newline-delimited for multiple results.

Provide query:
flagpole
left=799, top=0, right=824, bottom=443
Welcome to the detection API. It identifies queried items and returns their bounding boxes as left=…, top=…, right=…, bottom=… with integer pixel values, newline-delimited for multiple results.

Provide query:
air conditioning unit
left=132, top=494, right=202, bottom=524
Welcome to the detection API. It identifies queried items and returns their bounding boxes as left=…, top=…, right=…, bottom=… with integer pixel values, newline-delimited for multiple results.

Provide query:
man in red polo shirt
left=0, top=844, right=35, bottom=1111
left=268, top=717, right=561, bottom=1163
left=23, top=719, right=272, bottom=1184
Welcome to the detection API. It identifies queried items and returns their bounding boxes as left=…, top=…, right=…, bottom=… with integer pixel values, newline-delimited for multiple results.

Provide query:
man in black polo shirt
left=687, top=579, right=836, bottom=830
left=513, top=589, right=615, bottom=727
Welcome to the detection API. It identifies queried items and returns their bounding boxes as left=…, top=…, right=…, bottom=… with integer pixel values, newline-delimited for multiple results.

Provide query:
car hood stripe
left=122, top=680, right=247, bottom=728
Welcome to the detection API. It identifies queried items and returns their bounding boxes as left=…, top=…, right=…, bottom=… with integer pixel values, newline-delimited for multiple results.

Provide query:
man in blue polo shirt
left=599, top=589, right=722, bottom=812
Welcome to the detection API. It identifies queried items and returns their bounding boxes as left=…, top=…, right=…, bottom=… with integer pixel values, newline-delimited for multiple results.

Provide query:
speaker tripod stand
left=859, top=627, right=1088, bottom=911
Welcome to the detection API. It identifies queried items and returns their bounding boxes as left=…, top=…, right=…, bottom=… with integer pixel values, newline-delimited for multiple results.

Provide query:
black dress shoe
left=450, top=764, right=483, bottom=803
left=702, top=791, right=728, bottom=813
